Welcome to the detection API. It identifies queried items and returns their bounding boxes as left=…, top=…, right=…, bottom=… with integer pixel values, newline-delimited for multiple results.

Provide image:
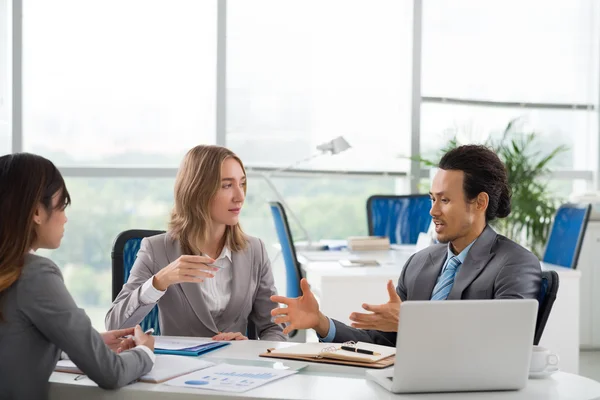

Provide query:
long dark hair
left=438, top=144, right=511, bottom=222
left=0, top=153, right=71, bottom=316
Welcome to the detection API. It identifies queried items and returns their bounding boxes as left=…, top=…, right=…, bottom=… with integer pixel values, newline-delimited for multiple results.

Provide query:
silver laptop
left=367, top=299, right=538, bottom=393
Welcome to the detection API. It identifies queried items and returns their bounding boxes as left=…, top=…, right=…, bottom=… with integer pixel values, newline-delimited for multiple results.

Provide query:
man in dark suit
left=271, top=145, right=542, bottom=346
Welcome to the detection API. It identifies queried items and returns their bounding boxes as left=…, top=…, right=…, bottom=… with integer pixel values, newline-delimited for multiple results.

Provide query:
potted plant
left=417, top=119, right=568, bottom=257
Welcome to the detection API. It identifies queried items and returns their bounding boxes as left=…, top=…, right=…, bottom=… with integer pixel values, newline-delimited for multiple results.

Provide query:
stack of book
left=347, top=236, right=390, bottom=251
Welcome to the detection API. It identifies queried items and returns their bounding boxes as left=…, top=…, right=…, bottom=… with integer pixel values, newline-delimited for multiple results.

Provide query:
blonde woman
left=106, top=145, right=286, bottom=341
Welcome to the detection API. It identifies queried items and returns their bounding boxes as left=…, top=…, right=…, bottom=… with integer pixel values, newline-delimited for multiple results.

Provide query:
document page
left=154, top=337, right=211, bottom=350
left=165, top=363, right=297, bottom=393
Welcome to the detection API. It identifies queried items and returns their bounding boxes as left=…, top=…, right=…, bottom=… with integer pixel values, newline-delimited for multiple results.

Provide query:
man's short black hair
left=438, top=144, right=511, bottom=221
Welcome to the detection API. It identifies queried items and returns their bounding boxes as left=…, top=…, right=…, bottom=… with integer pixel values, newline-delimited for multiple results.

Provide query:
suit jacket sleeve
left=249, top=239, right=287, bottom=341
left=18, top=260, right=153, bottom=389
left=330, top=254, right=415, bottom=346
left=105, top=238, right=158, bottom=330
left=494, top=251, right=542, bottom=299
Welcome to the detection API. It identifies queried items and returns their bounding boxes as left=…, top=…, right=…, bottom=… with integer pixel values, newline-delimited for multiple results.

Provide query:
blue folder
left=154, top=341, right=230, bottom=356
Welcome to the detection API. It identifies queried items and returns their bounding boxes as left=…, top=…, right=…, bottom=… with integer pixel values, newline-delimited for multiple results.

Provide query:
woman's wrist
left=152, top=275, right=168, bottom=291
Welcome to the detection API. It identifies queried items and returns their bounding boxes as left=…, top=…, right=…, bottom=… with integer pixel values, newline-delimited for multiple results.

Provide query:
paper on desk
left=165, top=363, right=297, bottom=393
left=56, top=355, right=215, bottom=383
left=154, top=337, right=211, bottom=350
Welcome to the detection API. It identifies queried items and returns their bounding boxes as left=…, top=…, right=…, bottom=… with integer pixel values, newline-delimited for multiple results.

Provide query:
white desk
left=49, top=339, right=600, bottom=400
left=299, top=249, right=582, bottom=374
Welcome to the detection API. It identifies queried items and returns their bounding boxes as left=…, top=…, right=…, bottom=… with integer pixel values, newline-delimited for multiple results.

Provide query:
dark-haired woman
left=0, top=153, right=155, bottom=399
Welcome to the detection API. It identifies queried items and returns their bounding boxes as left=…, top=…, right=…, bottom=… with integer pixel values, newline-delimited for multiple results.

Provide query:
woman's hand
left=101, top=327, right=135, bottom=353
left=132, top=325, right=155, bottom=351
left=153, top=255, right=219, bottom=291
left=212, top=332, right=248, bottom=341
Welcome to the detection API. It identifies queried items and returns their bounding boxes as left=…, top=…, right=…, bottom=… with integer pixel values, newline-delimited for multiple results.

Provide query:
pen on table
left=341, top=346, right=381, bottom=356
left=125, top=328, right=154, bottom=340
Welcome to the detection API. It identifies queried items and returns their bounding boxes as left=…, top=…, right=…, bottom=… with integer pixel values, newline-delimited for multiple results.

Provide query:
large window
left=0, top=0, right=10, bottom=155
left=8, top=0, right=600, bottom=330
left=23, top=0, right=217, bottom=166
left=421, top=0, right=600, bottom=174
left=227, top=0, right=413, bottom=172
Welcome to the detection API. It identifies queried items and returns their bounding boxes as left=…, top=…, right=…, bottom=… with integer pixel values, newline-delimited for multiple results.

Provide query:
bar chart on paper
left=215, top=372, right=278, bottom=379
left=165, top=363, right=297, bottom=393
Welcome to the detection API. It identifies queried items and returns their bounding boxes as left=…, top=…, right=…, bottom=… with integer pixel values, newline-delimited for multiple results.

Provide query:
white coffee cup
left=530, top=345, right=559, bottom=373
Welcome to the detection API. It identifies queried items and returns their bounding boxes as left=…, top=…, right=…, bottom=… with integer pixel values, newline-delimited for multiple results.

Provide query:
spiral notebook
left=260, top=342, right=395, bottom=369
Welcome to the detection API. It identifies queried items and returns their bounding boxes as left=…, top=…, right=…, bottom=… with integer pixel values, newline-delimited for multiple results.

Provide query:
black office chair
left=534, top=270, right=559, bottom=345
left=112, top=229, right=258, bottom=339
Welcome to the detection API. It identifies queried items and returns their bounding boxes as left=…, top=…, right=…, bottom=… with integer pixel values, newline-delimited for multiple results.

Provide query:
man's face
left=429, top=169, right=478, bottom=247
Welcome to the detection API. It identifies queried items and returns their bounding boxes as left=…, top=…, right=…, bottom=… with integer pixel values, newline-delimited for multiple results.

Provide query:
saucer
left=529, top=366, right=559, bottom=379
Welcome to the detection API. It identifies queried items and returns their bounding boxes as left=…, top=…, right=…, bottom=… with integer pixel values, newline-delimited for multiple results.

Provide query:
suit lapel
left=166, top=236, right=219, bottom=333
left=411, top=246, right=447, bottom=300
left=218, top=250, right=251, bottom=330
left=448, top=225, right=497, bottom=300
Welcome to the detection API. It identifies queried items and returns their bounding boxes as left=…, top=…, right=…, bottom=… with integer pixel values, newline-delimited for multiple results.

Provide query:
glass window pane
left=38, top=177, right=175, bottom=330
left=23, top=0, right=217, bottom=166
left=422, top=0, right=600, bottom=104
left=227, top=0, right=413, bottom=173
left=0, top=0, right=10, bottom=155
left=420, top=103, right=598, bottom=170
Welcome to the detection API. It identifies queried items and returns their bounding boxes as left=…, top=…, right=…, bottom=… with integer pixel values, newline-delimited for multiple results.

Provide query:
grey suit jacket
left=0, top=254, right=153, bottom=400
left=332, top=225, right=542, bottom=346
left=105, top=233, right=286, bottom=341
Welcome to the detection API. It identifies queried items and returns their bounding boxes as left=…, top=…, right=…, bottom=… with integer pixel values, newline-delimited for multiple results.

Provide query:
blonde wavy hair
left=169, top=145, right=248, bottom=254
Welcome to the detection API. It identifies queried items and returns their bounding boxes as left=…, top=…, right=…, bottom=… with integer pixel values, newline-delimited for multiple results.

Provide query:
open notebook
left=260, top=342, right=396, bottom=369
left=55, top=355, right=214, bottom=383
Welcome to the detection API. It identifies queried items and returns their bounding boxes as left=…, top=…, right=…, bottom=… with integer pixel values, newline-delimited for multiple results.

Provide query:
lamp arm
left=261, top=173, right=314, bottom=246
left=265, top=152, right=324, bottom=176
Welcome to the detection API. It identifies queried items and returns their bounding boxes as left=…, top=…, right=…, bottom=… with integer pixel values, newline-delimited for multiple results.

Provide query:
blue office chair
left=269, top=202, right=303, bottom=298
left=269, top=201, right=304, bottom=340
left=367, top=194, right=432, bottom=245
left=542, top=203, right=591, bottom=269
left=534, top=270, right=559, bottom=345
left=112, top=229, right=165, bottom=335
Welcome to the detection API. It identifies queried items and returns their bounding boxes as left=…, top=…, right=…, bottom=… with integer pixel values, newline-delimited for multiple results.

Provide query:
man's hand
left=270, top=278, right=330, bottom=337
left=101, top=327, right=136, bottom=353
left=212, top=332, right=248, bottom=341
left=348, top=280, right=402, bottom=332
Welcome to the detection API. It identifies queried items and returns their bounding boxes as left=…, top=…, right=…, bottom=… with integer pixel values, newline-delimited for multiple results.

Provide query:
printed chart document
left=165, top=363, right=297, bottom=393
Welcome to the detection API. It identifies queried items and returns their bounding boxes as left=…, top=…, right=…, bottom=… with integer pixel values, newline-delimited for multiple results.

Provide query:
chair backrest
left=542, top=203, right=591, bottom=269
left=112, top=229, right=165, bottom=335
left=269, top=201, right=303, bottom=299
left=534, top=270, right=559, bottom=345
left=367, top=194, right=432, bottom=244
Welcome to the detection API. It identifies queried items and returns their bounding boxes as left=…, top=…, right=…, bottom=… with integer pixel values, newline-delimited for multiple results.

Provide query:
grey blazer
left=332, top=225, right=542, bottom=346
left=105, top=233, right=286, bottom=341
left=0, top=254, right=153, bottom=400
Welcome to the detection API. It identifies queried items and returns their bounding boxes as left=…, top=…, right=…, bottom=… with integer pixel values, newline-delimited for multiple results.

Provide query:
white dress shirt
left=140, top=246, right=233, bottom=326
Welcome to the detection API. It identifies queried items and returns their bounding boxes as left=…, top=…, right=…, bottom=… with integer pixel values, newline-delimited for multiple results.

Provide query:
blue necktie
left=431, top=256, right=462, bottom=300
